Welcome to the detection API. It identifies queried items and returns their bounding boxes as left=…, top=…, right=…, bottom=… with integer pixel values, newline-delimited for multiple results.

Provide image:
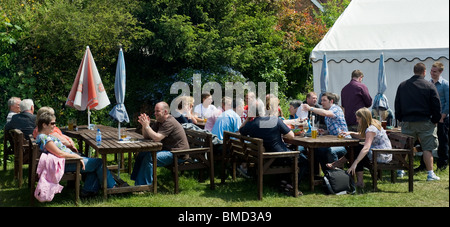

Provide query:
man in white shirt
left=193, top=93, right=217, bottom=120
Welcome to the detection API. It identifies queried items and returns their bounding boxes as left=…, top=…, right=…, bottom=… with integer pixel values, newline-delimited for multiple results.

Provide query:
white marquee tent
left=310, top=0, right=449, bottom=114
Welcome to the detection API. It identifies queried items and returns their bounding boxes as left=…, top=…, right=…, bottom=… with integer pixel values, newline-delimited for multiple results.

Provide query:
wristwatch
left=310, top=107, right=314, bottom=112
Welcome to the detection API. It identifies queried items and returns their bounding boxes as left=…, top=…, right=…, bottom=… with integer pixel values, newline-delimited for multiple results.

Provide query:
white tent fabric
left=310, top=0, right=449, bottom=113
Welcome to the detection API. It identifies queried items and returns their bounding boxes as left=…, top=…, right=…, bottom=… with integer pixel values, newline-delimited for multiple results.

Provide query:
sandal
left=326, top=157, right=348, bottom=169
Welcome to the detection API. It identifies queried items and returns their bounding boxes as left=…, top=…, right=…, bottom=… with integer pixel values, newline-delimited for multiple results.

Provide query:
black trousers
left=437, top=117, right=449, bottom=167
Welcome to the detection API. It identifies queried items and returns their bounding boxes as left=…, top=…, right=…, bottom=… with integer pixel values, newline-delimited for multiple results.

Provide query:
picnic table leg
left=152, top=151, right=157, bottom=194
left=348, top=146, right=356, bottom=182
left=307, top=147, right=314, bottom=191
left=102, top=154, right=107, bottom=200
left=77, top=139, right=84, bottom=156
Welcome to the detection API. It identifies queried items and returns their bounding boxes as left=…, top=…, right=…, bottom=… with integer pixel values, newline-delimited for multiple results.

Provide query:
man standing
left=5, top=99, right=36, bottom=139
left=131, top=102, right=190, bottom=185
left=430, top=61, right=449, bottom=170
left=341, top=70, right=373, bottom=131
left=395, top=63, right=441, bottom=181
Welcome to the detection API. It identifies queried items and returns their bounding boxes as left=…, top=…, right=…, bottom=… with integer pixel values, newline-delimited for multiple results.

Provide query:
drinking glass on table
left=311, top=126, right=318, bottom=139
left=302, top=121, right=309, bottom=137
left=68, top=119, right=75, bottom=131
left=337, top=128, right=345, bottom=139
left=121, top=127, right=127, bottom=140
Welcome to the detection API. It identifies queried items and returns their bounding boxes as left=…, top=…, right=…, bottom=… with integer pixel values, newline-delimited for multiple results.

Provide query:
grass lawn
left=0, top=155, right=448, bottom=207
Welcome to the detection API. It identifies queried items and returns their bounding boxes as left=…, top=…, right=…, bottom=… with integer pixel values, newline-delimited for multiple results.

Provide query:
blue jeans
left=133, top=151, right=176, bottom=186
left=65, top=157, right=116, bottom=193
left=298, top=146, right=347, bottom=174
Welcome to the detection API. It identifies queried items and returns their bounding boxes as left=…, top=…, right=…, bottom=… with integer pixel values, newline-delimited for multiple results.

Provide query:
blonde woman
left=334, top=107, right=392, bottom=188
left=173, top=96, right=197, bottom=124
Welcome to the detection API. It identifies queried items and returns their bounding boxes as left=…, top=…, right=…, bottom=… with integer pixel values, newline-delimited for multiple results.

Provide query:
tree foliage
left=1, top=0, right=340, bottom=128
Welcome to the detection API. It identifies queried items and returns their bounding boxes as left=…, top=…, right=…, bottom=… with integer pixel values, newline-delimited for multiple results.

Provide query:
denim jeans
left=133, top=151, right=177, bottom=186
left=316, top=146, right=347, bottom=172
left=65, top=157, right=116, bottom=193
left=296, top=146, right=347, bottom=175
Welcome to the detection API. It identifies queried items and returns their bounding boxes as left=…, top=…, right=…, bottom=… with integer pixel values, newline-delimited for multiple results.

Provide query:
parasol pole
left=88, top=106, right=91, bottom=129
left=118, top=122, right=121, bottom=178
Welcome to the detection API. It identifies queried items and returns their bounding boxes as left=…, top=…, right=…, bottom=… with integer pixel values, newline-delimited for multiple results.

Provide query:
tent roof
left=310, top=0, right=449, bottom=63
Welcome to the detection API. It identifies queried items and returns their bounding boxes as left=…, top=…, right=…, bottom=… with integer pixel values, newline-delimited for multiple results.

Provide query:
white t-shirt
left=194, top=104, right=218, bottom=119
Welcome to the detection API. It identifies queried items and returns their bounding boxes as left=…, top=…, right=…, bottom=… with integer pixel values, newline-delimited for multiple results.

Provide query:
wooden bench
left=2, top=129, right=14, bottom=171
left=29, top=136, right=82, bottom=205
left=223, top=131, right=300, bottom=200
left=372, top=132, right=415, bottom=192
left=166, top=128, right=215, bottom=194
left=8, top=129, right=31, bottom=188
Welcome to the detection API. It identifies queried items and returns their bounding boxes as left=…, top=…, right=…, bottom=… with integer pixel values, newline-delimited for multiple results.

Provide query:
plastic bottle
left=96, top=129, right=102, bottom=146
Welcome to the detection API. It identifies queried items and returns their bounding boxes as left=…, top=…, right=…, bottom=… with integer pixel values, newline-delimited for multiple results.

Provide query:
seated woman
left=173, top=96, right=197, bottom=124
left=36, top=112, right=116, bottom=197
left=329, top=107, right=392, bottom=188
left=33, top=106, right=78, bottom=152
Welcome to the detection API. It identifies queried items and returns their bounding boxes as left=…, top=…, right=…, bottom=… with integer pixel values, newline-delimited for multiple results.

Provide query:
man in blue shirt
left=303, top=92, right=349, bottom=171
left=211, top=97, right=242, bottom=141
left=430, top=61, right=449, bottom=170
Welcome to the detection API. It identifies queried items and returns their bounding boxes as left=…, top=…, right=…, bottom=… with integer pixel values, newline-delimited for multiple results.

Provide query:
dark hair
left=322, top=92, right=338, bottom=104
left=37, top=112, right=55, bottom=132
left=289, top=100, right=302, bottom=109
left=414, top=63, right=426, bottom=75
left=201, top=92, right=211, bottom=102
left=351, top=70, right=364, bottom=79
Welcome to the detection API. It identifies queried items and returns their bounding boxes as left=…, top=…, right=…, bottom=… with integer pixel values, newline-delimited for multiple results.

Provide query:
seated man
left=5, top=99, right=36, bottom=140
left=304, top=92, right=326, bottom=129
left=302, top=92, right=349, bottom=171
left=288, top=100, right=301, bottom=119
left=211, top=96, right=242, bottom=141
left=6, top=97, right=21, bottom=123
left=131, top=102, right=190, bottom=185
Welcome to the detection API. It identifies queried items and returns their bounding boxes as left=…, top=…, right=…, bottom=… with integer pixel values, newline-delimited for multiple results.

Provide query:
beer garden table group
left=62, top=125, right=162, bottom=199
left=283, top=134, right=361, bottom=191
left=62, top=124, right=363, bottom=198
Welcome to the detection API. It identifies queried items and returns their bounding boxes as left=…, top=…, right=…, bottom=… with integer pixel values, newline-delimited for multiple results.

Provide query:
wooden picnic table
left=194, top=120, right=206, bottom=129
left=61, top=125, right=118, bottom=156
left=283, top=134, right=361, bottom=191
left=64, top=125, right=162, bottom=199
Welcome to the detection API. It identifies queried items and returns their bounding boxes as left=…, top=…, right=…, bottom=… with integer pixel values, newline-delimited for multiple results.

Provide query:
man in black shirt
left=395, top=63, right=441, bottom=181
left=5, top=99, right=36, bottom=140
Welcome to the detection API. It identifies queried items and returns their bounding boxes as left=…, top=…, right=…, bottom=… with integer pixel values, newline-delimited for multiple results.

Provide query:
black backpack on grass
left=323, top=168, right=356, bottom=195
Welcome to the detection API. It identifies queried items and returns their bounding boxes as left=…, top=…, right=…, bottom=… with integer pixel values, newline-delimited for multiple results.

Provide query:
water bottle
left=96, top=129, right=102, bottom=146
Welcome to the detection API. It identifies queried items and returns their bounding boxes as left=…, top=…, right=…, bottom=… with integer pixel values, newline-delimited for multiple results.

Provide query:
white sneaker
left=427, top=173, right=440, bottom=181
left=397, top=170, right=405, bottom=178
